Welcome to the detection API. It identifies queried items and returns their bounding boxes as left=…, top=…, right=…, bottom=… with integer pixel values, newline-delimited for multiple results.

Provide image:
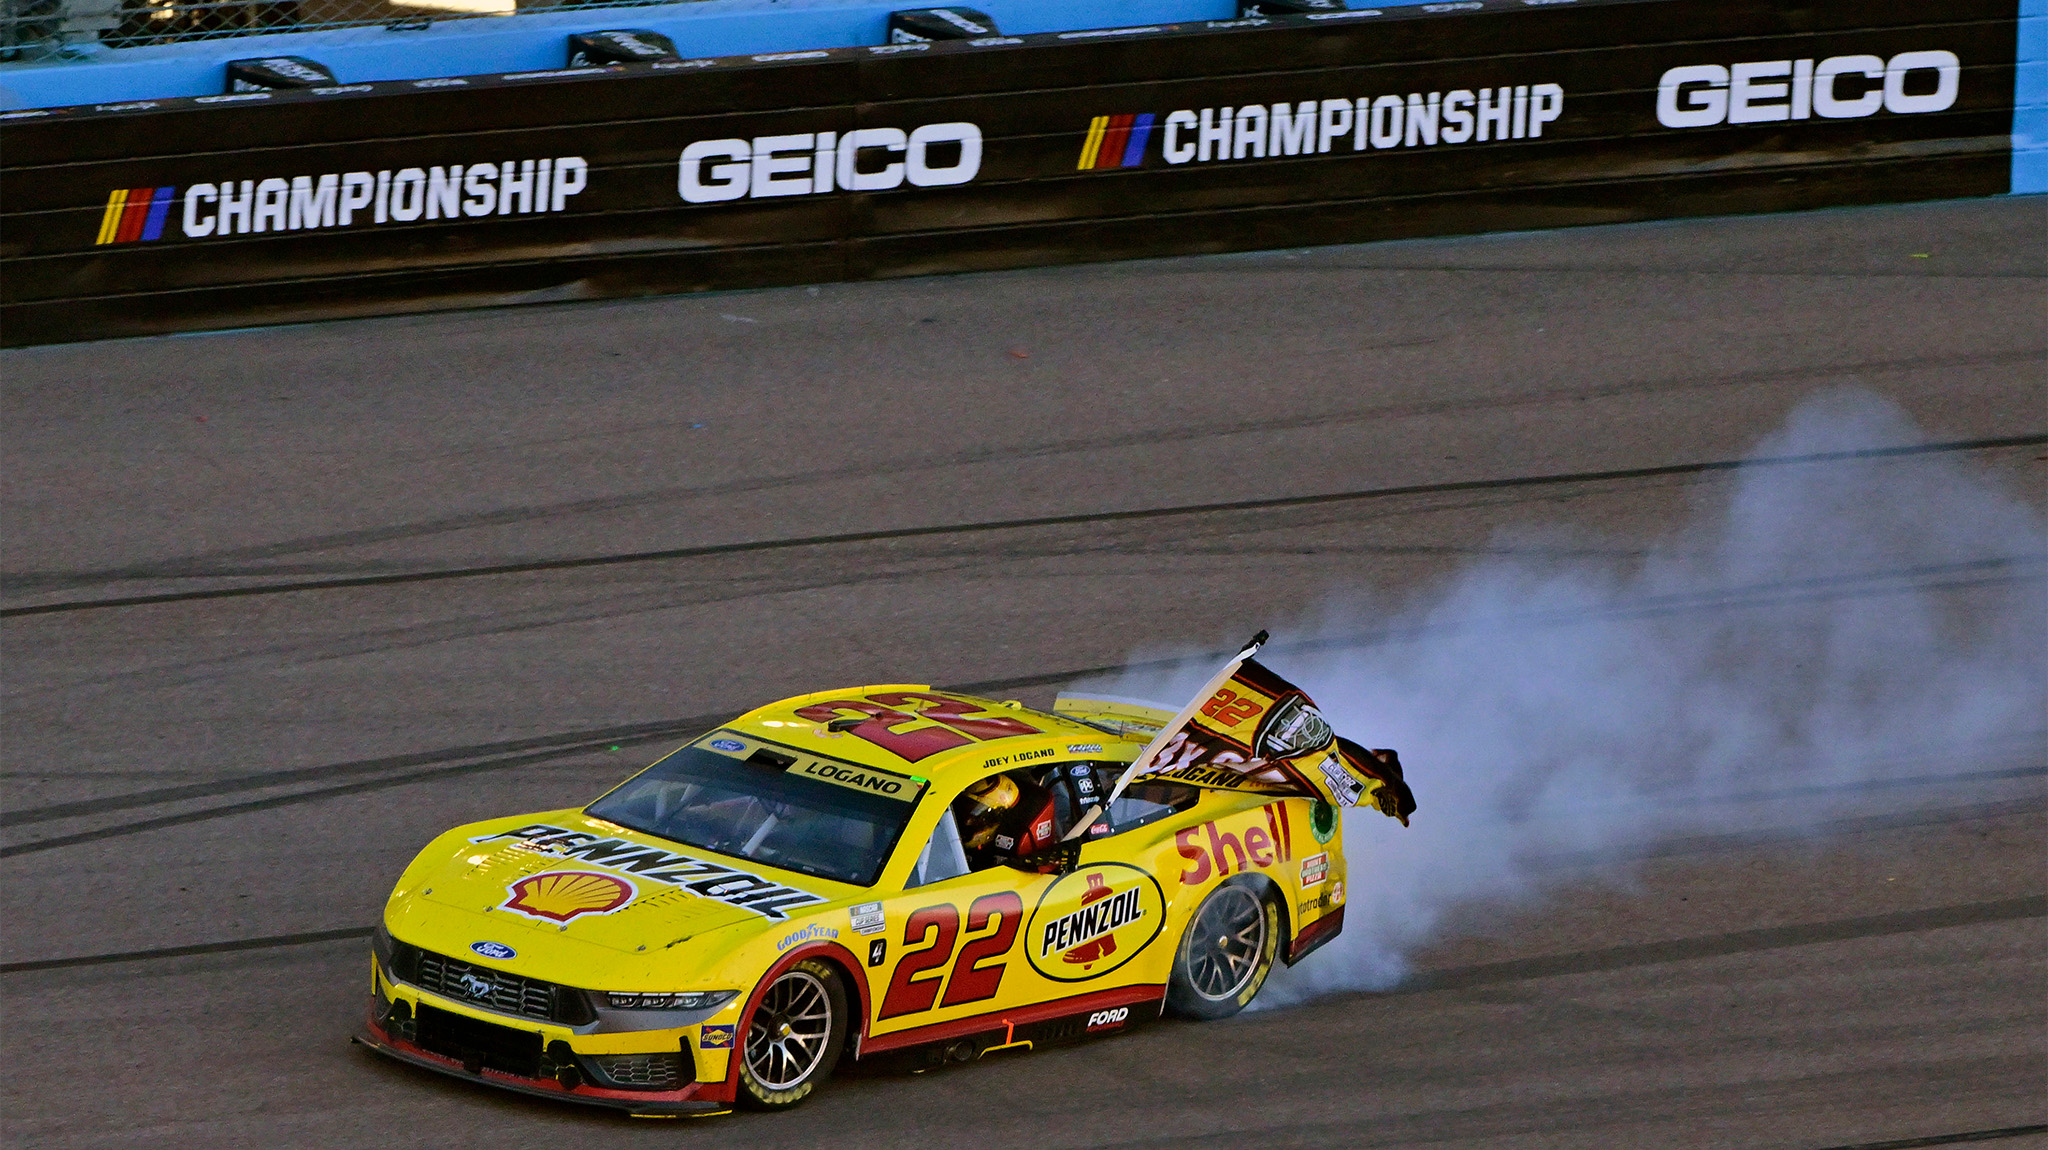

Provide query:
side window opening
left=951, top=769, right=1061, bottom=873
left=907, top=809, right=970, bottom=888
left=909, top=765, right=1203, bottom=886
left=1094, top=766, right=1198, bottom=833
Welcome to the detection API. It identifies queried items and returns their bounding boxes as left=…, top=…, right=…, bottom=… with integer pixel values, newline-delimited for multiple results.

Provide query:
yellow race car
left=358, top=662, right=1410, bottom=1117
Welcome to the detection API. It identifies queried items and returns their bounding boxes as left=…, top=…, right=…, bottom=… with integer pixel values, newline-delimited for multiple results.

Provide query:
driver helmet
left=963, top=774, right=1019, bottom=817
left=960, top=774, right=1020, bottom=850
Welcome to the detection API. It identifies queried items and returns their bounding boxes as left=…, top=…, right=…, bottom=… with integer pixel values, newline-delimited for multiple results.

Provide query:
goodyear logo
left=96, top=186, right=177, bottom=245
left=777, top=923, right=841, bottom=951
left=1025, top=863, right=1165, bottom=982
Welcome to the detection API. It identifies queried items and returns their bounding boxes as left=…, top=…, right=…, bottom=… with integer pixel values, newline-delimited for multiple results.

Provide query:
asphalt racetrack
left=3, top=196, right=2043, bottom=1149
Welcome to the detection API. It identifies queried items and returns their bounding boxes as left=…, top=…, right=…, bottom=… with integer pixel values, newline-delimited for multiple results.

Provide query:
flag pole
left=1061, top=630, right=1268, bottom=842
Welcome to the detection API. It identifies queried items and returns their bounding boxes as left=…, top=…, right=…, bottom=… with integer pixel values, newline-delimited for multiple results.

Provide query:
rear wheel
left=1165, top=879, right=1279, bottom=1020
left=735, top=960, right=847, bottom=1109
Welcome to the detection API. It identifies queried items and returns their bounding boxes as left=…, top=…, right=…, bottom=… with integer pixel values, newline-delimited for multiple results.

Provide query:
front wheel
left=1165, top=879, right=1279, bottom=1020
left=736, top=959, right=848, bottom=1109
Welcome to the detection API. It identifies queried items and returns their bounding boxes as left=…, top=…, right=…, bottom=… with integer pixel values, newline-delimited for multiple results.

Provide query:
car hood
left=402, top=811, right=846, bottom=957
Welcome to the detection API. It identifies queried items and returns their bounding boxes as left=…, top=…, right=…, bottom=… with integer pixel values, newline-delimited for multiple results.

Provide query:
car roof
left=720, top=684, right=1146, bottom=794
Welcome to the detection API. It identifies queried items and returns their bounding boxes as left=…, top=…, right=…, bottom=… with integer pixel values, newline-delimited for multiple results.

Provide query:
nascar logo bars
left=96, top=187, right=177, bottom=245
left=1077, top=114, right=1157, bottom=171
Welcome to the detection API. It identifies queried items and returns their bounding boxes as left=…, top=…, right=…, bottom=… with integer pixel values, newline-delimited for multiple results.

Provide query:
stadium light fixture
left=567, top=29, right=682, bottom=67
left=886, top=7, right=1000, bottom=43
left=225, top=56, right=336, bottom=92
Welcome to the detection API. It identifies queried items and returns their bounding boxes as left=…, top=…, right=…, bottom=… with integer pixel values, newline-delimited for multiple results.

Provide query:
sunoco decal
left=1025, top=863, right=1165, bottom=982
left=473, top=824, right=827, bottom=920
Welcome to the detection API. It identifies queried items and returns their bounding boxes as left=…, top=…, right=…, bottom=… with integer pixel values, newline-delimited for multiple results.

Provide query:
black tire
left=735, top=959, right=848, bottom=1110
left=1165, top=878, right=1280, bottom=1020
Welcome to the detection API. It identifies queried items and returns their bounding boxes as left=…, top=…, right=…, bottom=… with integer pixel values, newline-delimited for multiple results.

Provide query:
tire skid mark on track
left=5, top=433, right=2040, bottom=618
left=2, top=575, right=2038, bottom=853
left=0, top=740, right=634, bottom=860
left=0, top=713, right=728, bottom=829
left=4, top=894, right=2036, bottom=988
left=3, top=552, right=1024, bottom=701
left=7, top=348, right=2035, bottom=601
left=0, top=662, right=1112, bottom=838
left=24, top=549, right=2036, bottom=709
left=1518, top=797, right=2048, bottom=876
left=1391, top=895, right=2047, bottom=995
left=1210, top=260, right=2048, bottom=283
left=1078, top=1082, right=2048, bottom=1150
left=1810, top=1123, right=2048, bottom=1150
left=0, top=927, right=370, bottom=976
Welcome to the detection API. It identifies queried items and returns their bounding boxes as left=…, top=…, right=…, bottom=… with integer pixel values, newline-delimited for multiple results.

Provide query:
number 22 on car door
left=872, top=867, right=1046, bottom=1035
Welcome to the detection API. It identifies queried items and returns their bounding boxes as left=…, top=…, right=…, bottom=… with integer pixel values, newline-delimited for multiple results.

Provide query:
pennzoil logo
left=1025, top=863, right=1164, bottom=982
left=502, top=870, right=635, bottom=922
left=475, top=823, right=827, bottom=920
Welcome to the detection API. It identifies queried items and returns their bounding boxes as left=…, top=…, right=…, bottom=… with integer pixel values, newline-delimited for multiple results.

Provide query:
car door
left=863, top=804, right=1052, bottom=1045
left=861, top=768, right=1173, bottom=1049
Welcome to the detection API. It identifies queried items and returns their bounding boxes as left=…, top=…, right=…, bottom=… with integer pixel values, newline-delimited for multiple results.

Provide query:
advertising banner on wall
left=0, top=0, right=2021, bottom=345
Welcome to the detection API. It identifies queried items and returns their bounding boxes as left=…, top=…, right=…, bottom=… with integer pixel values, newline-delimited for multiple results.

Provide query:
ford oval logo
left=708, top=738, right=746, bottom=752
left=469, top=940, right=516, bottom=960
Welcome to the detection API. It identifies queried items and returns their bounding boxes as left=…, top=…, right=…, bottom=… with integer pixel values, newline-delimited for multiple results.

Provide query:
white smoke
left=1076, top=389, right=2045, bottom=1003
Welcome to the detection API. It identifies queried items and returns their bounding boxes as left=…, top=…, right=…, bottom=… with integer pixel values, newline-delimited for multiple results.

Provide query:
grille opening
left=415, top=1004, right=543, bottom=1078
left=391, top=941, right=594, bottom=1025
left=582, top=1051, right=687, bottom=1090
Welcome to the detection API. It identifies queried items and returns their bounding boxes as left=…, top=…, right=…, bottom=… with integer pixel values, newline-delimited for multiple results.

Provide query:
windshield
left=586, top=734, right=926, bottom=887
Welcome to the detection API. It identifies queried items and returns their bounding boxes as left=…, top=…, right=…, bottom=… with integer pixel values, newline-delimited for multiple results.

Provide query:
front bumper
left=355, top=1011, right=729, bottom=1117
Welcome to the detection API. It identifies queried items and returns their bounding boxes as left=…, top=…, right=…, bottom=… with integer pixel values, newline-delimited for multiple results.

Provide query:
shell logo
left=1025, top=863, right=1165, bottom=983
left=503, top=871, right=635, bottom=922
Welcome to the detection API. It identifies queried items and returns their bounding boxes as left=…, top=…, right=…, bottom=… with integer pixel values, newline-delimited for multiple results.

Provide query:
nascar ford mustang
left=357, top=637, right=1413, bottom=1115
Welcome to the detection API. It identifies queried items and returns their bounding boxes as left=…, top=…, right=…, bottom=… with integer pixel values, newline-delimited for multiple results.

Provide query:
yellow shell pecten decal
left=503, top=870, right=635, bottom=922
left=1025, top=863, right=1166, bottom=982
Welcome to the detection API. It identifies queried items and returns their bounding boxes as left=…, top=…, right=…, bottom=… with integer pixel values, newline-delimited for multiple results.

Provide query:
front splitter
left=351, top=1030, right=729, bottom=1118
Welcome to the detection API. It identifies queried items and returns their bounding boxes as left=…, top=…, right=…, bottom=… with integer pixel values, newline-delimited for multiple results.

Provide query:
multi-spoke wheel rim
left=744, top=970, right=832, bottom=1091
left=1184, top=886, right=1267, bottom=1001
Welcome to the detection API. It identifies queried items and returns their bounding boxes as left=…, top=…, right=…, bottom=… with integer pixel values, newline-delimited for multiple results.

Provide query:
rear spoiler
left=1050, top=693, right=1175, bottom=741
